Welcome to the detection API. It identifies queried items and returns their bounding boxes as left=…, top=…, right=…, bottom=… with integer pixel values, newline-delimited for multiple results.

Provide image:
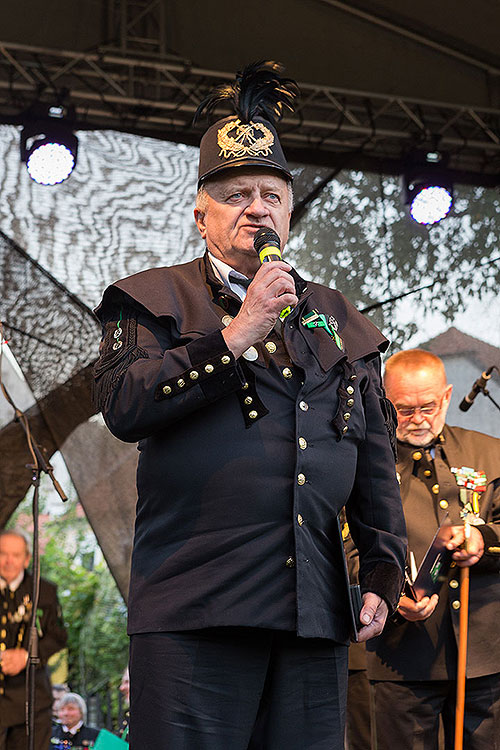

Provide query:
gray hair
left=58, top=692, right=87, bottom=723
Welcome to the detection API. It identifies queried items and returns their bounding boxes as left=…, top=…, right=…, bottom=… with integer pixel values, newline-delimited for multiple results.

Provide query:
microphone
left=253, top=227, right=282, bottom=263
left=459, top=367, right=494, bottom=412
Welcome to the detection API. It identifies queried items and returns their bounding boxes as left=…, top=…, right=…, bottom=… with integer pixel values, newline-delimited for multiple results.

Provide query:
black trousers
left=346, top=669, right=372, bottom=750
left=371, top=673, right=500, bottom=750
left=130, top=627, right=348, bottom=750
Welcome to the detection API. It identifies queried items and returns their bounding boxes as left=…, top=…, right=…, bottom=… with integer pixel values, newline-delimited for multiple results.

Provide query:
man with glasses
left=365, top=348, right=500, bottom=749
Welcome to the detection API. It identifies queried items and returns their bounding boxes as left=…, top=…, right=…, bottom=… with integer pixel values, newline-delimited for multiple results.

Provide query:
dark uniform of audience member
left=93, top=61, right=406, bottom=749
left=364, top=349, right=500, bottom=750
left=0, top=530, right=67, bottom=750
left=51, top=692, right=99, bottom=749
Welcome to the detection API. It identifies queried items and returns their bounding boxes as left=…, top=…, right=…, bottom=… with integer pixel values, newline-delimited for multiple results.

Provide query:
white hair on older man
left=58, top=692, right=87, bottom=723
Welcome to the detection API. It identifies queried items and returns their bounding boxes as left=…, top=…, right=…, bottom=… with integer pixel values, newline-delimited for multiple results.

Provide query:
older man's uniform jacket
left=367, top=424, right=500, bottom=680
left=94, top=253, right=406, bottom=644
left=0, top=572, right=67, bottom=728
left=51, top=723, right=99, bottom=748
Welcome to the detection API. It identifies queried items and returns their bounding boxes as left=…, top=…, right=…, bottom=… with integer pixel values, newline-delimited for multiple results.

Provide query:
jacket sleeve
left=37, top=581, right=68, bottom=665
left=345, top=355, right=407, bottom=613
left=93, top=300, right=247, bottom=443
left=473, top=477, right=500, bottom=573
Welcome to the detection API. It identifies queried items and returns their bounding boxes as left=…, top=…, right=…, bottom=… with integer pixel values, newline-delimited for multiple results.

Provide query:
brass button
left=265, top=341, right=277, bottom=353
left=189, top=370, right=199, bottom=380
left=432, top=484, right=440, bottom=494
left=439, top=499, right=449, bottom=509
left=205, top=364, right=214, bottom=373
left=0, top=629, right=5, bottom=638
left=347, top=398, right=354, bottom=407
left=342, top=425, right=348, bottom=434
left=0, top=643, right=5, bottom=651
left=249, top=410, right=258, bottom=419
left=412, top=451, right=423, bottom=461
left=299, top=401, right=309, bottom=411
left=452, top=600, right=460, bottom=610
left=424, top=469, right=432, bottom=477
left=346, top=385, right=355, bottom=395
left=343, top=412, right=351, bottom=421
left=0, top=687, right=3, bottom=695
left=162, top=385, right=172, bottom=395
left=297, top=473, right=306, bottom=486
left=244, top=396, right=253, bottom=405
left=297, top=514, right=304, bottom=526
left=450, top=562, right=456, bottom=568
left=298, top=437, right=307, bottom=450
left=1, top=616, right=5, bottom=624
left=2, top=602, right=7, bottom=610
left=449, top=579, right=459, bottom=589
left=221, top=355, right=231, bottom=364
left=177, top=378, right=185, bottom=388
left=282, top=367, right=293, bottom=379
left=242, top=382, right=249, bottom=390
left=285, top=557, right=295, bottom=568
left=350, top=374, right=357, bottom=381
left=222, top=315, right=233, bottom=326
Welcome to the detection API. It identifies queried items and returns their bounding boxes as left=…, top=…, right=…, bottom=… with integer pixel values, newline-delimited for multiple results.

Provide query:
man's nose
left=245, top=195, right=269, bottom=216
left=411, top=410, right=429, bottom=425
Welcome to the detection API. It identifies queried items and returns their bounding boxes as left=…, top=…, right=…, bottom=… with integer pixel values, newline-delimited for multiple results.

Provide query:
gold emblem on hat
left=217, top=119, right=274, bottom=159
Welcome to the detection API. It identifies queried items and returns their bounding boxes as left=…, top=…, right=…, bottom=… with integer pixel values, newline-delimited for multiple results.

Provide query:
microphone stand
left=0, top=330, right=67, bottom=750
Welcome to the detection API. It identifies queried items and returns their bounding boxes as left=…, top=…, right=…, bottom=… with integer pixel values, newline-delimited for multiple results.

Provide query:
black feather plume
left=194, top=61, right=299, bottom=125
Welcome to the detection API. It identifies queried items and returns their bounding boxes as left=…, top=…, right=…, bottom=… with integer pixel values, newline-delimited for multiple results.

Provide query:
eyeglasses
left=395, top=393, right=446, bottom=419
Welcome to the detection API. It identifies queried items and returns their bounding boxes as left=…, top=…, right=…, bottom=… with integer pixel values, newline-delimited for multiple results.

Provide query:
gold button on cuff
left=285, top=557, right=295, bottom=568
left=244, top=396, right=253, bottom=405
left=189, top=371, right=199, bottom=380
left=221, top=355, right=231, bottom=364
left=177, top=378, right=185, bottom=388
left=282, top=367, right=293, bottom=379
left=412, top=451, right=423, bottom=461
left=222, top=315, right=233, bottom=326
left=297, top=473, right=306, bottom=486
left=297, top=514, right=304, bottom=526
left=432, top=484, right=440, bottom=494
left=343, top=412, right=351, bottom=421
left=298, top=437, right=307, bottom=450
left=347, top=398, right=354, bottom=407
left=424, top=470, right=432, bottom=477
left=242, top=382, right=249, bottom=390
left=452, top=600, right=460, bottom=610
left=299, top=401, right=309, bottom=411
left=439, top=499, right=449, bottom=509
left=449, top=579, right=459, bottom=589
left=346, top=385, right=355, bottom=395
left=265, top=341, right=277, bottom=353
left=249, top=410, right=258, bottom=419
left=205, top=364, right=214, bottom=373
left=162, top=385, right=172, bottom=395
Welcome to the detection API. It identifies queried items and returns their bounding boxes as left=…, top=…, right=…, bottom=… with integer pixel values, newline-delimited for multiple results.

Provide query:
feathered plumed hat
left=196, top=61, right=299, bottom=187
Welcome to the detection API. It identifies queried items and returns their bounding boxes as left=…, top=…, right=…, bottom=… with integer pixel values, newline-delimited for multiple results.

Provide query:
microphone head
left=253, top=227, right=281, bottom=254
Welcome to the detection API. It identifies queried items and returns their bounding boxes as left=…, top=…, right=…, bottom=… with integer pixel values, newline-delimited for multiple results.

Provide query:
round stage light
left=409, top=185, right=453, bottom=225
left=26, top=140, right=76, bottom=185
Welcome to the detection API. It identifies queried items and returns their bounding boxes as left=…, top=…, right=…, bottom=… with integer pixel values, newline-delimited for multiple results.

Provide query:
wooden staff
left=454, top=519, right=470, bottom=750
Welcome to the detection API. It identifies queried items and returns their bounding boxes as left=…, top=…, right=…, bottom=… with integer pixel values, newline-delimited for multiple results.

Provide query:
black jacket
left=0, top=572, right=67, bottom=728
left=94, top=254, right=406, bottom=644
left=367, top=424, right=500, bottom=680
left=51, top=723, right=100, bottom=748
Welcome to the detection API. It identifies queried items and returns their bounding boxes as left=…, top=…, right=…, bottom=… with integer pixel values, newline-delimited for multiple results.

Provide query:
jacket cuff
left=154, top=330, right=245, bottom=403
left=360, top=562, right=404, bottom=615
left=475, top=523, right=500, bottom=572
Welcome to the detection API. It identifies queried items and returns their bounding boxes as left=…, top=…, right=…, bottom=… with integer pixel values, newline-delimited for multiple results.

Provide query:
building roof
left=420, top=326, right=500, bottom=370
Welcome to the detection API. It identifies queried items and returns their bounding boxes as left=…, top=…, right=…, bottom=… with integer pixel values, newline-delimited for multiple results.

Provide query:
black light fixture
left=403, top=150, right=453, bottom=225
left=20, top=104, right=78, bottom=185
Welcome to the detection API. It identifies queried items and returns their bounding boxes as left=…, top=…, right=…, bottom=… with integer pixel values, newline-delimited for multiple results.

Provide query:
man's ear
left=24, top=554, right=31, bottom=570
left=194, top=207, right=207, bottom=239
left=442, top=383, right=453, bottom=412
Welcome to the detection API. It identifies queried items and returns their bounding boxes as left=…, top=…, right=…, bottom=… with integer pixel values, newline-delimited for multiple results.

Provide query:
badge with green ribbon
left=301, top=309, right=344, bottom=351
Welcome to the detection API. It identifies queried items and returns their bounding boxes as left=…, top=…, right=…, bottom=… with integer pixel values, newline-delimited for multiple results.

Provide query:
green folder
left=93, top=729, right=128, bottom=748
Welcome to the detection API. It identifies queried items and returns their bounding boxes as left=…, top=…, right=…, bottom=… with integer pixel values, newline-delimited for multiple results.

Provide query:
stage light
left=403, top=151, right=453, bottom=225
left=20, top=106, right=78, bottom=185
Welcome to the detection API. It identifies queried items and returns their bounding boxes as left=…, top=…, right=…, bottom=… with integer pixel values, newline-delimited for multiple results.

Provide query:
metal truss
left=0, top=38, right=499, bottom=182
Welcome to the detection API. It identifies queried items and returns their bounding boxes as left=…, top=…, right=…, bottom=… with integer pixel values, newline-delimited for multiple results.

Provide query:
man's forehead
left=386, top=366, right=447, bottom=399
left=206, top=169, right=289, bottom=193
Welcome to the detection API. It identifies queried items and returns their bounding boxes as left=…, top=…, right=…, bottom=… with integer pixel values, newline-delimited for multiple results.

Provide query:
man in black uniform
left=366, top=349, right=500, bottom=749
left=93, top=61, right=406, bottom=749
left=0, top=530, right=67, bottom=750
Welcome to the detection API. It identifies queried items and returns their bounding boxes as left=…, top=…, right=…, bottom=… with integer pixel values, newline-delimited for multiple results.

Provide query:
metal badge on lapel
left=451, top=466, right=487, bottom=524
left=301, top=309, right=344, bottom=351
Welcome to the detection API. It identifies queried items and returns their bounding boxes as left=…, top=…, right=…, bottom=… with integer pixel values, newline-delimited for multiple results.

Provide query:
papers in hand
left=406, top=514, right=454, bottom=600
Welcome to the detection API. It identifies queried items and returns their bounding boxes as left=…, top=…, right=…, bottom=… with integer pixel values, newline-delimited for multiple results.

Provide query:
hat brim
left=198, top=158, right=293, bottom=188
